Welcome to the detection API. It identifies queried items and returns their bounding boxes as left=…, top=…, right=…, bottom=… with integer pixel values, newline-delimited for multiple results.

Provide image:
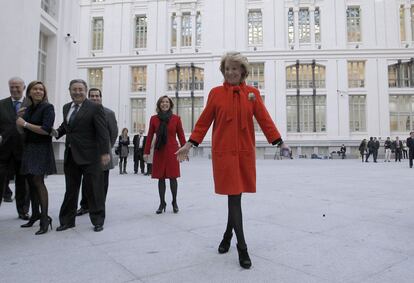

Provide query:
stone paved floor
left=0, top=158, right=413, bottom=283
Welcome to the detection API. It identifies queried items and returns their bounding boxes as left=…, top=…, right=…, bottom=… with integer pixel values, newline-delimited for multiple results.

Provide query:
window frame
left=346, top=6, right=362, bottom=43
left=247, top=9, right=263, bottom=46
left=91, top=17, right=104, bottom=51
left=134, top=15, right=148, bottom=49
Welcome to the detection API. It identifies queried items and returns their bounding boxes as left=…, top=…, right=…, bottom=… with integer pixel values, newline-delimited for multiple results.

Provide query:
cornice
left=76, top=48, right=414, bottom=67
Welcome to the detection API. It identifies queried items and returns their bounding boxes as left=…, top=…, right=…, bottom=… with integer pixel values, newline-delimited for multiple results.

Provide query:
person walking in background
left=76, top=88, right=118, bottom=216
left=365, top=137, right=374, bottom=162
left=133, top=129, right=146, bottom=174
left=393, top=136, right=403, bottom=162
left=384, top=137, right=392, bottom=162
left=176, top=52, right=290, bottom=269
left=16, top=81, right=56, bottom=234
left=406, top=132, right=414, bottom=168
left=402, top=141, right=408, bottom=159
left=144, top=96, right=186, bottom=214
left=0, top=77, right=30, bottom=219
left=118, top=128, right=130, bottom=174
left=53, top=79, right=110, bottom=232
left=373, top=137, right=380, bottom=163
left=340, top=144, right=346, bottom=159
left=359, top=139, right=367, bottom=162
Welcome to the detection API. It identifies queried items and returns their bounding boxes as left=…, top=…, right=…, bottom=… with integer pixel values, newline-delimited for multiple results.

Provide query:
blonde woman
left=177, top=52, right=290, bottom=269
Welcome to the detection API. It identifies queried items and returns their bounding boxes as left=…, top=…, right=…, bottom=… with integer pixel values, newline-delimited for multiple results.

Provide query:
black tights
left=27, top=175, right=49, bottom=220
left=158, top=178, right=178, bottom=205
left=223, top=194, right=247, bottom=249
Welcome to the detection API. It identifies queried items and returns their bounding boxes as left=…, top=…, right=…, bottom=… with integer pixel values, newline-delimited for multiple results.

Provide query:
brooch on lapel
left=248, top=92, right=256, bottom=101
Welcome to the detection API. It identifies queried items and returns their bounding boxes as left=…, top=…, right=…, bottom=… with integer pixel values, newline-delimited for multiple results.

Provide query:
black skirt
left=21, top=142, right=57, bottom=175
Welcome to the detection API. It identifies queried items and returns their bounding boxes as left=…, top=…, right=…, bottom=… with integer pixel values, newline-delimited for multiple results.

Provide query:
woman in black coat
left=118, top=128, right=130, bottom=174
left=16, top=81, right=56, bottom=235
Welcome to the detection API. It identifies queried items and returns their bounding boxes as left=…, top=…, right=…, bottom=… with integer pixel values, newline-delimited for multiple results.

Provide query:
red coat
left=144, top=114, right=186, bottom=179
left=190, top=82, right=281, bottom=195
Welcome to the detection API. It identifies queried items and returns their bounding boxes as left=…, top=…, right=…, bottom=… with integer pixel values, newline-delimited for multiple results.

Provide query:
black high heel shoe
left=35, top=216, right=52, bottom=235
left=236, top=244, right=252, bottom=269
left=218, top=233, right=232, bottom=254
left=156, top=203, right=166, bottom=214
left=172, top=202, right=179, bottom=213
left=20, top=216, right=40, bottom=228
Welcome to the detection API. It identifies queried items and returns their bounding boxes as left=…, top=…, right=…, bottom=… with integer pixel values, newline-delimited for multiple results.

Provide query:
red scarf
left=223, top=81, right=248, bottom=130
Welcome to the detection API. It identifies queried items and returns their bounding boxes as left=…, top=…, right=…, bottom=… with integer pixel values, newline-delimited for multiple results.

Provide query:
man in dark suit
left=373, top=137, right=380, bottom=163
left=53, top=79, right=110, bottom=232
left=0, top=77, right=30, bottom=219
left=77, top=88, right=118, bottom=216
left=133, top=129, right=147, bottom=174
left=365, top=137, right=374, bottom=162
left=407, top=132, right=414, bottom=168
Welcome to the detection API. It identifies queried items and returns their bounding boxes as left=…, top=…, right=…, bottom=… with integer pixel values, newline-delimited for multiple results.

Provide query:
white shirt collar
left=11, top=96, right=24, bottom=103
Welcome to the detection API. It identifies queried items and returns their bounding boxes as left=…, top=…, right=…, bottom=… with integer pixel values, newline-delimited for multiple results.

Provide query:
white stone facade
left=1, top=0, right=414, bottom=158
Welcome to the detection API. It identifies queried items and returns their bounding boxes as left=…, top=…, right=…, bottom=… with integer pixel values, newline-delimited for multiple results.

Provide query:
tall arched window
left=167, top=66, right=204, bottom=91
left=388, top=60, right=414, bottom=88
left=166, top=66, right=204, bottom=132
left=286, top=64, right=326, bottom=89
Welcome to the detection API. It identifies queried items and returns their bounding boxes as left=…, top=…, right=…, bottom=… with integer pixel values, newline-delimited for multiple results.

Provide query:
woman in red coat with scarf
left=176, top=52, right=290, bottom=269
left=144, top=96, right=186, bottom=214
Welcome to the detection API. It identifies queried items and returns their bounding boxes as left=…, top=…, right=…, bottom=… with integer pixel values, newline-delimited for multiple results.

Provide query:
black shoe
left=3, top=197, right=12, bottom=202
left=76, top=208, right=89, bottom=216
left=94, top=225, right=104, bottom=232
left=18, top=213, right=30, bottom=220
left=21, top=216, right=40, bottom=228
left=156, top=203, right=166, bottom=214
left=35, top=216, right=52, bottom=235
left=237, top=244, right=252, bottom=269
left=172, top=202, right=179, bottom=213
left=218, top=233, right=232, bottom=254
left=56, top=223, right=75, bottom=231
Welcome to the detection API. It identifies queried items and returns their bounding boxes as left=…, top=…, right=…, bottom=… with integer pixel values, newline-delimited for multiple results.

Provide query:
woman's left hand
left=175, top=142, right=192, bottom=162
left=280, top=142, right=290, bottom=151
left=16, top=117, right=26, bottom=127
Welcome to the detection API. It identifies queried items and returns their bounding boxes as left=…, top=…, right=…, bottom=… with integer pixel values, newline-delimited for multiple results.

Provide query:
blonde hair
left=219, top=52, right=250, bottom=83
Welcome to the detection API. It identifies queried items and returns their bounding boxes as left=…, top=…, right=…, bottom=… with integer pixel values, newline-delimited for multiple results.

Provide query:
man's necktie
left=13, top=101, right=21, bottom=114
left=68, top=104, right=79, bottom=126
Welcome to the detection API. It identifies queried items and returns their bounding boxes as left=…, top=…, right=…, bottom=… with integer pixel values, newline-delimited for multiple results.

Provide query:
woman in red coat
left=176, top=52, right=290, bottom=269
left=144, top=96, right=186, bottom=214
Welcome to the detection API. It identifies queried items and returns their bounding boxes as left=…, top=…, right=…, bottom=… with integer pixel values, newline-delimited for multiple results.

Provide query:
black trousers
left=3, top=177, right=12, bottom=199
left=373, top=149, right=378, bottom=162
left=409, top=149, right=414, bottom=168
left=134, top=151, right=145, bottom=173
left=80, top=170, right=109, bottom=210
left=0, top=158, right=29, bottom=214
left=59, top=151, right=105, bottom=226
left=395, top=149, right=402, bottom=161
left=365, top=150, right=373, bottom=161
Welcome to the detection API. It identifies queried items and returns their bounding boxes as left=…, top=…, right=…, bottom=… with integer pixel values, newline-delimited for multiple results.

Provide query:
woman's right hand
left=175, top=142, right=192, bottom=162
left=143, top=154, right=148, bottom=162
